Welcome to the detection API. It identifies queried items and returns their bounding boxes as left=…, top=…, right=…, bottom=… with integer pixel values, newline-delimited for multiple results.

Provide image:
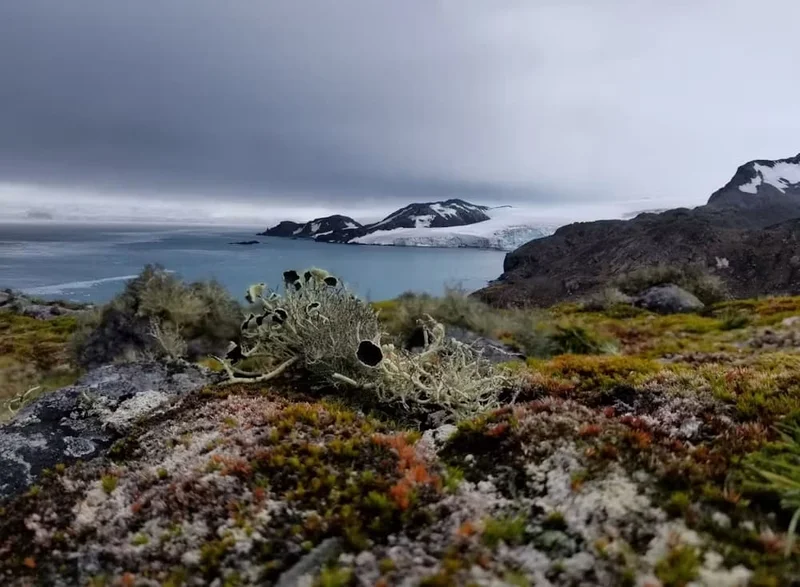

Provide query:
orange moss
left=373, top=433, right=441, bottom=510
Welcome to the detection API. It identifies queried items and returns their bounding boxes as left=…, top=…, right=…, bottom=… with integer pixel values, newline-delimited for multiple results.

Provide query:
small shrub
left=74, top=265, right=242, bottom=367
left=548, top=325, right=617, bottom=356
left=581, top=287, right=632, bottom=312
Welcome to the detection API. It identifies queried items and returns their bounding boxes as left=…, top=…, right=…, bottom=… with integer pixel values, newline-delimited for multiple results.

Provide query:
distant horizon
left=1, top=189, right=688, bottom=229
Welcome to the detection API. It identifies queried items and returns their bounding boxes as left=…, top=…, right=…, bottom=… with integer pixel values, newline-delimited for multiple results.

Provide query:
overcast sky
left=1, top=1, right=799, bottom=224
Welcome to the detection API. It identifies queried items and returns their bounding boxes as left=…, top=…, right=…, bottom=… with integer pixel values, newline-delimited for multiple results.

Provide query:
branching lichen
left=214, top=268, right=511, bottom=421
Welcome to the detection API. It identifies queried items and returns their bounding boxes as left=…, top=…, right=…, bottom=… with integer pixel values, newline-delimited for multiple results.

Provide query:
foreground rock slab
left=0, top=360, right=212, bottom=499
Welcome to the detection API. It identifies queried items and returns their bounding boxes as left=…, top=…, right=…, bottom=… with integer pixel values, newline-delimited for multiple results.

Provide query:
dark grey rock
left=634, top=284, right=704, bottom=314
left=0, top=290, right=11, bottom=307
left=0, top=360, right=212, bottom=500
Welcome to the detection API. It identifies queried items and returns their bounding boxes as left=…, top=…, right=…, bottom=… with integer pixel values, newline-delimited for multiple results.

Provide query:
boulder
left=0, top=360, right=213, bottom=499
left=634, top=284, right=704, bottom=314
left=0, top=290, right=11, bottom=307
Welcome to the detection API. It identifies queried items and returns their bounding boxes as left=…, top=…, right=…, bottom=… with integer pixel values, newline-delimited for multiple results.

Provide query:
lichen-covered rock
left=0, top=360, right=212, bottom=499
left=634, top=284, right=705, bottom=314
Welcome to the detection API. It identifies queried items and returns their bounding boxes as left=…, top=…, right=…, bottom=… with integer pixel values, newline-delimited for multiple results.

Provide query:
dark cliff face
left=293, top=215, right=363, bottom=238
left=261, top=216, right=362, bottom=239
left=261, top=220, right=303, bottom=237
left=473, top=153, right=800, bottom=308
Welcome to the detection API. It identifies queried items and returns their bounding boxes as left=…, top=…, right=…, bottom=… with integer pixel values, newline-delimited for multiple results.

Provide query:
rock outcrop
left=0, top=360, right=212, bottom=499
left=0, top=289, right=91, bottom=320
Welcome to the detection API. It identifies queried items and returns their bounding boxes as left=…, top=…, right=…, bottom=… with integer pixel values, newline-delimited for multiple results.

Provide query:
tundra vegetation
left=1, top=266, right=800, bottom=585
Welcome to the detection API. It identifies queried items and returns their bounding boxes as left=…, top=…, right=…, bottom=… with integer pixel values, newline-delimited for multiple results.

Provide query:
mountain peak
left=708, top=153, right=800, bottom=207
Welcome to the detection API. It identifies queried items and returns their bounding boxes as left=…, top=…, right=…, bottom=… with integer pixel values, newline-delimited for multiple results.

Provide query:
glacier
left=349, top=207, right=561, bottom=251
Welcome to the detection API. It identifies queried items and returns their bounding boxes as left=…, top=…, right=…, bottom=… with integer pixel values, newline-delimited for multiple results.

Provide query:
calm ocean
left=0, top=223, right=506, bottom=303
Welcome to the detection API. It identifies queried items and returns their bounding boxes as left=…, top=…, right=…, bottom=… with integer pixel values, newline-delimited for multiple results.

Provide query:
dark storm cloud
left=1, top=0, right=799, bottom=216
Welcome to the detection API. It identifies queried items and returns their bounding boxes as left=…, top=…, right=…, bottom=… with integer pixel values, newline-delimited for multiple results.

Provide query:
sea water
left=0, top=223, right=506, bottom=303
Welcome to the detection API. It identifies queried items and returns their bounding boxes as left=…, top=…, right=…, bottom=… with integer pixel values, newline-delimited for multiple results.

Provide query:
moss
left=0, top=312, right=81, bottom=420
left=130, top=533, right=149, bottom=546
left=666, top=491, right=692, bottom=517
left=481, top=514, right=527, bottom=549
left=378, top=557, right=396, bottom=574
left=654, top=545, right=700, bottom=587
left=101, top=474, right=118, bottom=494
left=502, top=571, right=532, bottom=587
left=443, top=465, right=465, bottom=493
left=314, top=564, right=355, bottom=587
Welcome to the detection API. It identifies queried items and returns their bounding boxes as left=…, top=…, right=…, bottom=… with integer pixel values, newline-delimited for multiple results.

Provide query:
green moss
left=163, top=567, right=189, bottom=587
left=200, top=536, right=236, bottom=574
left=100, top=474, right=118, bottom=494
left=666, top=491, right=692, bottom=517
left=443, top=465, right=465, bottom=493
left=502, top=571, right=531, bottom=587
left=481, top=514, right=527, bottom=549
left=0, top=312, right=81, bottom=420
left=654, top=545, right=700, bottom=587
left=379, top=557, right=396, bottom=574
left=313, top=564, right=355, bottom=587
left=130, top=533, right=149, bottom=546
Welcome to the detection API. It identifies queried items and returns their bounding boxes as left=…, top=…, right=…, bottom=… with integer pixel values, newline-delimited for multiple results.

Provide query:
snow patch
left=412, top=214, right=435, bottom=228
left=309, top=222, right=321, bottom=233
left=739, top=161, right=800, bottom=194
left=430, top=203, right=458, bottom=218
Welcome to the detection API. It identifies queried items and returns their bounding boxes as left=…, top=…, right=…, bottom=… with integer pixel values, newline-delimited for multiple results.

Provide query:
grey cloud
left=1, top=1, right=799, bottom=216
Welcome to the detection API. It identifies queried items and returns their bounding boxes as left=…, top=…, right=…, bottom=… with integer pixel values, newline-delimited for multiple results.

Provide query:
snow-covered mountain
left=350, top=207, right=558, bottom=251
left=708, top=153, right=800, bottom=208
left=260, top=199, right=558, bottom=251
left=367, top=199, right=489, bottom=230
left=260, top=215, right=362, bottom=238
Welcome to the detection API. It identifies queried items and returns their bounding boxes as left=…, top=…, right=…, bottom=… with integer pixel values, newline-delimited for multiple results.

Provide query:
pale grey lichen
left=215, top=268, right=515, bottom=422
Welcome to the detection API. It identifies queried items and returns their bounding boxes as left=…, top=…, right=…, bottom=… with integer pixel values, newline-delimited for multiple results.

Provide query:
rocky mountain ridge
left=475, top=153, right=800, bottom=307
left=261, top=199, right=490, bottom=243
